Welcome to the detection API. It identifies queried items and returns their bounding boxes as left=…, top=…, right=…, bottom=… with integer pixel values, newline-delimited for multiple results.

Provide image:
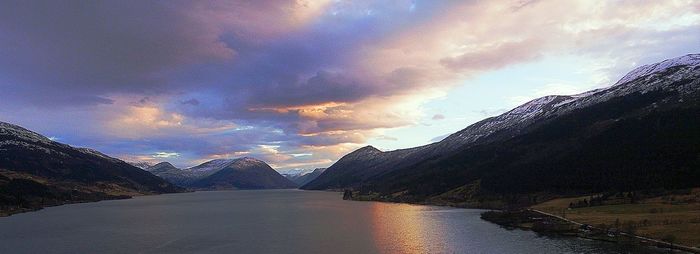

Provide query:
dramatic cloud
left=0, top=0, right=697, bottom=170
left=440, top=39, right=544, bottom=71
left=0, top=1, right=234, bottom=105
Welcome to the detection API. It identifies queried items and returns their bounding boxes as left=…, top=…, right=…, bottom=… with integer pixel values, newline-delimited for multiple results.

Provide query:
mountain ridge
left=147, top=157, right=297, bottom=190
left=0, top=121, right=184, bottom=216
left=301, top=53, right=700, bottom=207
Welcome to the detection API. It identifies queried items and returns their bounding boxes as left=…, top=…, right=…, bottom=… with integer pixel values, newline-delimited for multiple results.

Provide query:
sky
left=0, top=0, right=698, bottom=171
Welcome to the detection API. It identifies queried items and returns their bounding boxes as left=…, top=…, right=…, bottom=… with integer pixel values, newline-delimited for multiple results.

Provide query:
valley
left=2, top=2, right=697, bottom=253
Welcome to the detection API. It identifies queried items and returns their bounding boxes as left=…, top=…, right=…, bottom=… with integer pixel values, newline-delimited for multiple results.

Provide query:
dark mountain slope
left=303, top=146, right=385, bottom=189
left=0, top=121, right=183, bottom=215
left=0, top=122, right=181, bottom=193
left=370, top=89, right=700, bottom=202
left=147, top=162, right=178, bottom=174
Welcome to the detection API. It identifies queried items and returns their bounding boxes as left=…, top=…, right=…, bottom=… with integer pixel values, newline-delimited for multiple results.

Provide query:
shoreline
left=529, top=208, right=700, bottom=254
left=482, top=208, right=700, bottom=254
left=0, top=187, right=298, bottom=217
left=5, top=187, right=698, bottom=253
left=0, top=195, right=133, bottom=217
left=342, top=191, right=699, bottom=254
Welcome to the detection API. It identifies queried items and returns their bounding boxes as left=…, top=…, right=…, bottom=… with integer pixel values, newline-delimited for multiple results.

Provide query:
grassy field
left=532, top=188, right=700, bottom=247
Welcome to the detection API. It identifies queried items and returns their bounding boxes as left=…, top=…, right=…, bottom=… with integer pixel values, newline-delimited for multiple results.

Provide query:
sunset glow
left=0, top=0, right=697, bottom=170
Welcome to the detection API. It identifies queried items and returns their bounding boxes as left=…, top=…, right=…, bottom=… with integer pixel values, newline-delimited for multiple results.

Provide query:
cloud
left=154, top=152, right=180, bottom=158
left=440, top=39, right=544, bottom=71
left=375, top=135, right=398, bottom=141
left=0, top=1, right=235, bottom=107
left=0, top=0, right=697, bottom=170
left=181, top=99, right=201, bottom=106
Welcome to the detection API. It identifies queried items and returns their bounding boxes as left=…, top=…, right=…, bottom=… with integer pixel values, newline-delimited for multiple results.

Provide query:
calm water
left=0, top=190, right=669, bottom=254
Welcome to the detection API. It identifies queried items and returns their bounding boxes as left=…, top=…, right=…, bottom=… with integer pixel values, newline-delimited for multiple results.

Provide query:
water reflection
left=0, top=190, right=672, bottom=254
left=370, top=202, right=448, bottom=254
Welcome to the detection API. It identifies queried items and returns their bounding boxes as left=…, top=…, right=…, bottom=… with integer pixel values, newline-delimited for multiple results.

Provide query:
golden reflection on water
left=369, top=202, right=447, bottom=254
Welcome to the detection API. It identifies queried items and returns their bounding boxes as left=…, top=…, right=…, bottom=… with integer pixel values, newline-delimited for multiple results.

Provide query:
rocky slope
left=0, top=122, right=183, bottom=216
left=302, top=53, right=700, bottom=207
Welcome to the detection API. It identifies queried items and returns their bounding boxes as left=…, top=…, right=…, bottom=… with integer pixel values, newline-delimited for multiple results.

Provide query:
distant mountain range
left=0, top=122, right=183, bottom=216
left=302, top=54, right=700, bottom=208
left=279, top=168, right=315, bottom=176
left=128, top=161, right=153, bottom=170
left=145, top=158, right=297, bottom=190
left=284, top=168, right=327, bottom=186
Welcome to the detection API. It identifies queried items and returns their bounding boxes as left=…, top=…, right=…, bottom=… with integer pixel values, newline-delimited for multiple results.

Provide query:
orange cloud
left=105, top=97, right=237, bottom=139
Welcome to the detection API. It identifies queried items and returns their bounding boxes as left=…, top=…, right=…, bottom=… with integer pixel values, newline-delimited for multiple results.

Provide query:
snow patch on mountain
left=0, top=122, right=53, bottom=144
left=231, top=157, right=265, bottom=167
left=614, top=54, right=700, bottom=86
left=130, top=161, right=154, bottom=169
left=188, top=159, right=236, bottom=173
left=279, top=168, right=314, bottom=176
left=76, top=147, right=121, bottom=162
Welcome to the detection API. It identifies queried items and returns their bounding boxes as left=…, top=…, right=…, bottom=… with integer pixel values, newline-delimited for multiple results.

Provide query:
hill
left=0, top=121, right=183, bottom=216
left=147, top=158, right=297, bottom=190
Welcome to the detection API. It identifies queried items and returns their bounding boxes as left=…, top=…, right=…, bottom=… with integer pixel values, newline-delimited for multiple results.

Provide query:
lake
left=0, top=190, right=669, bottom=254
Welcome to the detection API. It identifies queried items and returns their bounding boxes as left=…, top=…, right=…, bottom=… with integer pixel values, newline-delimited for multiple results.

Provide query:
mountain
left=189, top=157, right=298, bottom=190
left=0, top=121, right=183, bottom=216
left=146, top=158, right=297, bottom=190
left=145, top=162, right=197, bottom=187
left=147, top=162, right=178, bottom=173
left=280, top=168, right=315, bottom=176
left=301, top=53, right=700, bottom=207
left=284, top=168, right=327, bottom=186
left=129, top=161, right=153, bottom=169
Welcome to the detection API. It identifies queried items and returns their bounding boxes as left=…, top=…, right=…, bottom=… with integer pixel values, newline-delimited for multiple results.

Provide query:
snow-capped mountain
left=188, top=159, right=237, bottom=173
left=284, top=168, right=327, bottom=186
left=280, top=168, right=315, bottom=177
left=0, top=122, right=53, bottom=143
left=434, top=54, right=700, bottom=154
left=303, top=53, right=700, bottom=197
left=147, top=157, right=297, bottom=189
left=614, top=54, right=700, bottom=86
left=129, top=161, right=154, bottom=169
left=188, top=157, right=298, bottom=190
left=144, top=162, right=197, bottom=187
